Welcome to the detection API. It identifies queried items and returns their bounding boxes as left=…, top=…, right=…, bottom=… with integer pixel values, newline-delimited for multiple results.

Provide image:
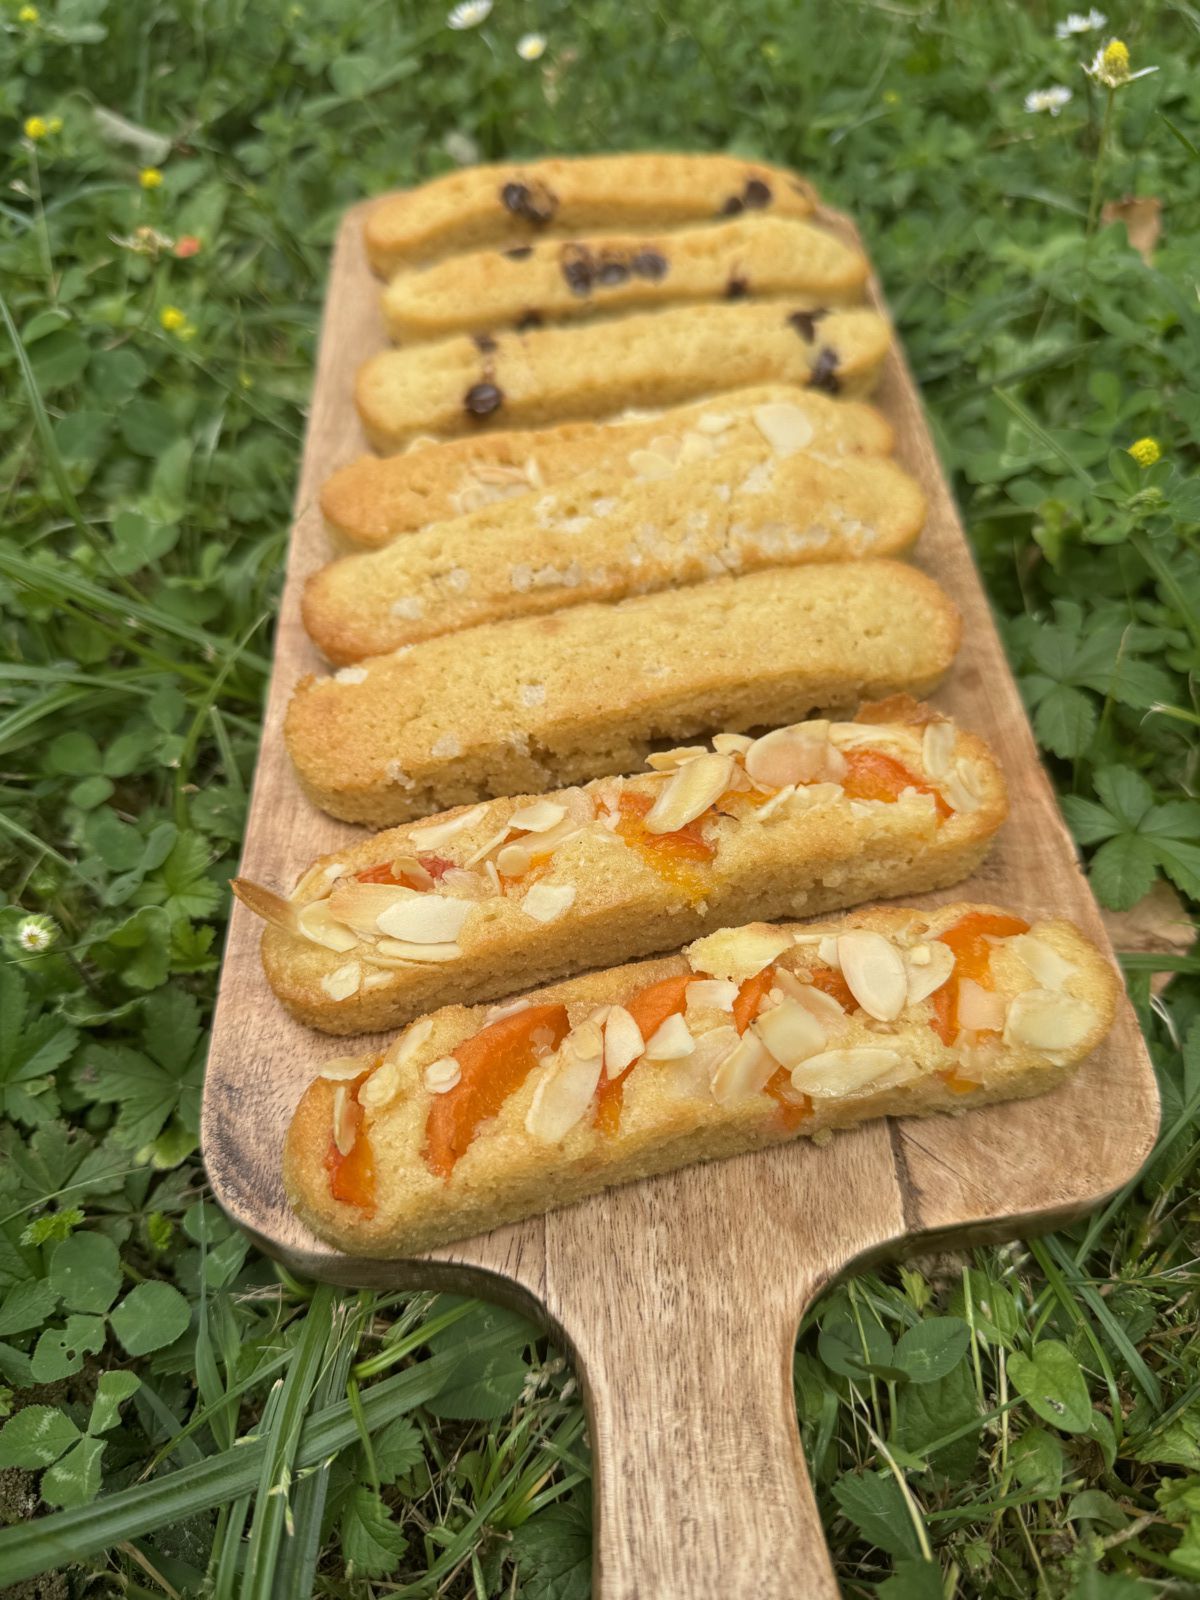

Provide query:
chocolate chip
left=500, top=179, right=557, bottom=225
left=809, top=347, right=841, bottom=394
left=516, top=310, right=543, bottom=330
left=596, top=257, right=630, bottom=286
left=631, top=250, right=668, bottom=281
left=464, top=381, right=504, bottom=417
left=719, top=195, right=744, bottom=217
left=472, top=333, right=498, bottom=354
left=787, top=307, right=829, bottom=342
left=725, top=275, right=749, bottom=299
left=743, top=178, right=772, bottom=208
left=560, top=243, right=595, bottom=297
left=502, top=245, right=533, bottom=260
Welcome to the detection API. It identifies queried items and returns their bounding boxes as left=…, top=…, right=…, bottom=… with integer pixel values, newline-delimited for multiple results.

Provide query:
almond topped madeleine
left=284, top=903, right=1118, bottom=1256
left=380, top=216, right=867, bottom=342
left=363, top=153, right=816, bottom=274
left=355, top=302, right=891, bottom=450
left=322, top=386, right=896, bottom=551
left=285, top=562, right=962, bottom=826
left=303, top=438, right=926, bottom=664
left=236, top=701, right=1005, bottom=1034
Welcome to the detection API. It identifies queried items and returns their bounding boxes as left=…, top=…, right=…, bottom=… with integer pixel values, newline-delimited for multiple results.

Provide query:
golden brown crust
left=320, top=386, right=896, bottom=550
left=282, top=904, right=1119, bottom=1257
left=303, top=449, right=927, bottom=664
left=354, top=304, right=890, bottom=449
left=284, top=562, right=962, bottom=826
left=380, top=216, right=866, bottom=341
left=363, top=154, right=816, bottom=274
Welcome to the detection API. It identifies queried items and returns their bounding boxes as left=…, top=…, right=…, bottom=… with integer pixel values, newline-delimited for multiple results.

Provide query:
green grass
left=0, top=0, right=1198, bottom=1594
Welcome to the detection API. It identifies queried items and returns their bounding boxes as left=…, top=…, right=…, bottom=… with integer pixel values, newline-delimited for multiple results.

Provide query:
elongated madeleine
left=237, top=703, right=1005, bottom=1035
left=355, top=303, right=891, bottom=450
left=321, top=386, right=896, bottom=550
left=284, top=902, right=1118, bottom=1257
left=303, top=446, right=926, bottom=663
left=284, top=562, right=962, bottom=826
left=363, top=153, right=816, bottom=274
left=381, top=217, right=867, bottom=342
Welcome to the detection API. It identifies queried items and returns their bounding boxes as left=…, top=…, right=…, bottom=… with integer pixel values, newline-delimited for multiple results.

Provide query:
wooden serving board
left=203, top=196, right=1160, bottom=1599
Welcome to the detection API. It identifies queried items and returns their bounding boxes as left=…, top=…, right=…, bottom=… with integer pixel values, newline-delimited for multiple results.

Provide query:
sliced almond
left=678, top=429, right=717, bottom=463
left=508, top=799, right=567, bottom=833
left=753, top=999, right=827, bottom=1068
left=712, top=732, right=753, bottom=755
left=940, top=758, right=984, bottom=815
left=905, top=940, right=955, bottom=1005
left=1004, top=989, right=1099, bottom=1053
left=360, top=1017, right=436, bottom=1110
left=643, top=1013, right=695, bottom=1060
left=791, top=1047, right=906, bottom=1098
left=696, top=410, right=732, bottom=434
left=603, top=1006, right=644, bottom=1077
left=370, top=938, right=462, bottom=965
left=423, top=1057, right=462, bottom=1094
left=686, top=924, right=794, bottom=982
left=296, top=898, right=360, bottom=953
left=645, top=745, right=708, bottom=772
left=1009, top=933, right=1078, bottom=990
left=837, top=931, right=907, bottom=1021
left=817, top=936, right=841, bottom=969
left=321, top=962, right=361, bottom=1001
left=464, top=826, right=512, bottom=867
left=331, top=1085, right=357, bottom=1156
left=376, top=895, right=472, bottom=943
left=753, top=401, right=815, bottom=458
left=774, top=967, right=847, bottom=1024
left=684, top=978, right=739, bottom=1014
left=745, top=724, right=839, bottom=789
left=520, top=883, right=576, bottom=923
left=956, top=978, right=1007, bottom=1033
left=643, top=752, right=732, bottom=834
left=495, top=842, right=534, bottom=877
left=327, top=881, right=419, bottom=937
left=710, top=1030, right=775, bottom=1103
left=921, top=719, right=956, bottom=781
left=231, top=879, right=300, bottom=935
left=525, top=1035, right=604, bottom=1143
left=319, top=1056, right=368, bottom=1083
left=485, top=996, right=532, bottom=1024
left=755, top=785, right=798, bottom=821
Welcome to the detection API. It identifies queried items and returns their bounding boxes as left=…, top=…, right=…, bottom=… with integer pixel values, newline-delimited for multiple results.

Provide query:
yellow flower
left=139, top=167, right=164, bottom=189
left=1086, top=37, right=1157, bottom=89
left=159, top=306, right=187, bottom=332
left=18, top=5, right=38, bottom=20
left=1128, top=437, right=1161, bottom=468
left=23, top=116, right=48, bottom=140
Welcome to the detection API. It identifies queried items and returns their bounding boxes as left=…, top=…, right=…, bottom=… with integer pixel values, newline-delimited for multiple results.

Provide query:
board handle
left=559, top=1269, right=839, bottom=1599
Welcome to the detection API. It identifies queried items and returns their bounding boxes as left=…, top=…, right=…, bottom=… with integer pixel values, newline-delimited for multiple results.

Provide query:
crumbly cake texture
left=303, top=443, right=927, bottom=663
left=284, top=562, right=962, bottom=825
left=283, top=903, right=1119, bottom=1257
left=322, top=386, right=895, bottom=549
left=363, top=154, right=816, bottom=274
left=355, top=304, right=890, bottom=449
left=237, top=705, right=1006, bottom=1035
left=381, top=217, right=867, bottom=342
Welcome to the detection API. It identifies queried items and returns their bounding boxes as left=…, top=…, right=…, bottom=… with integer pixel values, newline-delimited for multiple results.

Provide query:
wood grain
left=202, top=196, right=1160, bottom=1598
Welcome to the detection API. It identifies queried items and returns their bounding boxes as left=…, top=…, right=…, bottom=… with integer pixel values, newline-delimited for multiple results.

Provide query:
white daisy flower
left=447, top=0, right=491, bottom=29
left=16, top=915, right=56, bottom=953
left=1025, top=85, right=1073, bottom=115
left=1055, top=9, right=1106, bottom=40
left=1085, top=38, right=1158, bottom=88
left=517, top=32, right=546, bottom=60
left=443, top=130, right=481, bottom=165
